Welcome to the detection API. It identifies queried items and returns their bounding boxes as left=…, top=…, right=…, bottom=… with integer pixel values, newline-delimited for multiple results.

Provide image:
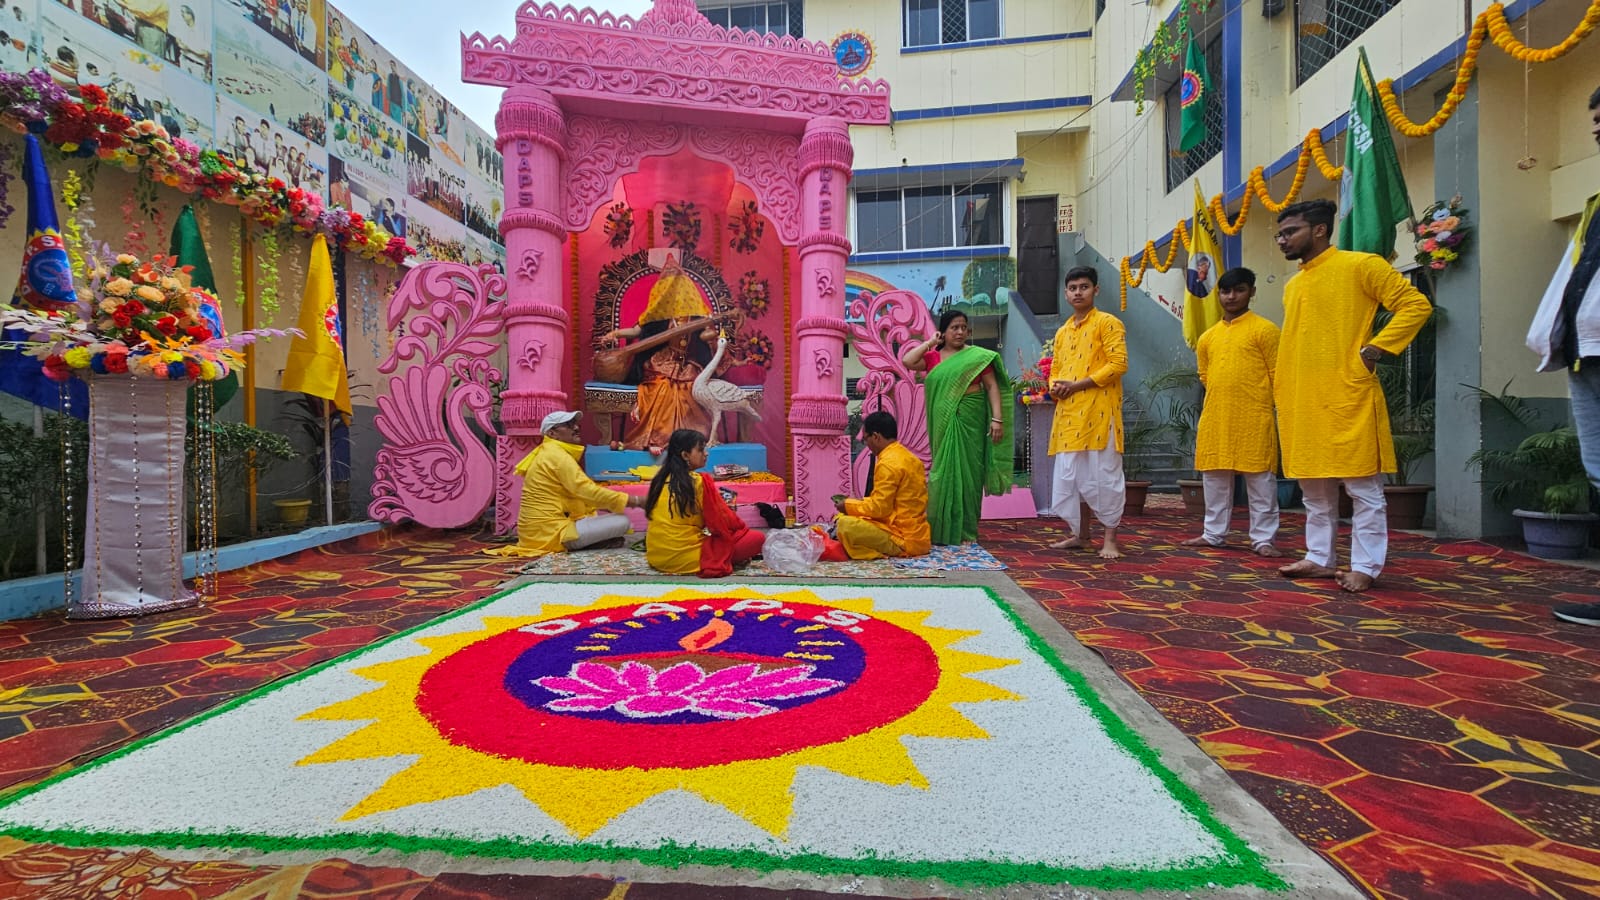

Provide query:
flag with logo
left=280, top=235, right=351, bottom=417
left=0, top=134, right=88, bottom=414
left=1178, top=36, right=1210, bottom=154
left=1182, top=181, right=1223, bottom=349
left=171, top=205, right=239, bottom=412
left=1337, top=48, right=1413, bottom=257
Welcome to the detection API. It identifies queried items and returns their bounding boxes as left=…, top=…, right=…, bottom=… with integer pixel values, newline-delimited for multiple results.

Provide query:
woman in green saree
left=903, top=310, right=1013, bottom=545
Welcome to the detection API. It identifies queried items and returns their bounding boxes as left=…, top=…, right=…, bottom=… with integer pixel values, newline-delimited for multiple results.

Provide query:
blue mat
left=893, top=542, right=1007, bottom=571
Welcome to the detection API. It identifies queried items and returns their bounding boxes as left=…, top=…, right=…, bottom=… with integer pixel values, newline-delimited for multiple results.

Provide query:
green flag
left=1178, top=37, right=1210, bottom=153
left=1337, top=48, right=1413, bottom=257
left=171, top=205, right=240, bottom=413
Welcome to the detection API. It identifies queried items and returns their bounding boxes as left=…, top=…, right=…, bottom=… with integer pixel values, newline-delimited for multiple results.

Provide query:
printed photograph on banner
left=463, top=176, right=501, bottom=243
left=406, top=134, right=465, bottom=222
left=464, top=230, right=506, bottom=276
left=462, top=120, right=502, bottom=185
left=404, top=198, right=467, bottom=263
left=328, top=154, right=407, bottom=238
left=322, top=5, right=408, bottom=137
left=214, top=11, right=326, bottom=143
left=67, top=0, right=215, bottom=82
left=327, top=84, right=405, bottom=182
left=0, top=0, right=48, bottom=74
left=215, top=0, right=322, bottom=67
left=406, top=73, right=456, bottom=154
left=216, top=93, right=326, bottom=191
left=38, top=4, right=215, bottom=144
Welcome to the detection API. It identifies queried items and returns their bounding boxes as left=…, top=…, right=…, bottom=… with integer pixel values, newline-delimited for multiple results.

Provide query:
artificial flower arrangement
left=1015, top=351, right=1053, bottom=405
left=739, top=332, right=775, bottom=370
left=663, top=201, right=702, bottom=251
left=0, top=69, right=413, bottom=267
left=735, top=271, right=770, bottom=318
left=2, top=252, right=297, bottom=382
left=604, top=202, right=634, bottom=249
left=728, top=200, right=764, bottom=254
left=1413, top=198, right=1471, bottom=272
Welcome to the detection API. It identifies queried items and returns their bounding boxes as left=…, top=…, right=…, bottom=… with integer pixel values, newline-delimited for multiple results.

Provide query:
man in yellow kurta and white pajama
left=485, top=411, right=643, bottom=558
left=1047, top=266, right=1130, bottom=559
left=1272, top=200, right=1432, bottom=592
left=1182, top=267, right=1284, bottom=556
left=832, top=411, right=932, bottom=559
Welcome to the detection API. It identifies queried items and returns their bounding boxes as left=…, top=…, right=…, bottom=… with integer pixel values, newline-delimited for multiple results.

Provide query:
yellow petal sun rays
left=295, top=587, right=1020, bottom=839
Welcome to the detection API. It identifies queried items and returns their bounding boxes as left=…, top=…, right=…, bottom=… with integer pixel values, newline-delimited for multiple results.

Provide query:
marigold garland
left=571, top=233, right=582, bottom=396
left=1118, top=0, right=1600, bottom=307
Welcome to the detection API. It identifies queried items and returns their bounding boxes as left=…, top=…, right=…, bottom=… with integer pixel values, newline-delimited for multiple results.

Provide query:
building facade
left=701, top=0, right=1600, bottom=538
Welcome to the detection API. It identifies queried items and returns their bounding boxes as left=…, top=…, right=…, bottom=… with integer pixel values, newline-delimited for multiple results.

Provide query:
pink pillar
left=789, top=117, right=854, bottom=524
left=496, top=86, right=570, bottom=437
left=492, top=87, right=570, bottom=531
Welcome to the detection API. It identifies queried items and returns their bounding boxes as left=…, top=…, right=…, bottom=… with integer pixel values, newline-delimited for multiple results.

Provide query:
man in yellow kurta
left=1273, top=199, right=1432, bottom=592
left=486, top=411, right=642, bottom=558
left=832, top=411, right=931, bottom=559
left=1181, top=267, right=1284, bottom=556
left=1047, top=266, right=1130, bottom=559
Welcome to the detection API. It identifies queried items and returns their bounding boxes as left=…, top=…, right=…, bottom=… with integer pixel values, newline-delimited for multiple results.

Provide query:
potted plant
left=1379, top=365, right=1435, bottom=529
left=1120, top=408, right=1166, bottom=516
left=186, top=421, right=298, bottom=536
left=1142, top=365, right=1203, bottom=514
left=1467, top=385, right=1595, bottom=559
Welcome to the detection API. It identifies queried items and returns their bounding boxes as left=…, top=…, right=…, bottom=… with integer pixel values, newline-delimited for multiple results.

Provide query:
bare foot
left=1279, top=559, right=1336, bottom=578
left=1336, top=570, right=1376, bottom=593
left=1048, top=535, right=1083, bottom=550
left=1180, top=536, right=1218, bottom=547
left=1253, top=543, right=1285, bottom=558
left=1098, top=535, right=1123, bottom=559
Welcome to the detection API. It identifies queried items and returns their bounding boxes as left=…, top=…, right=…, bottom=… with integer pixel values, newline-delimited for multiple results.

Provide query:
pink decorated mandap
left=365, top=0, right=890, bottom=531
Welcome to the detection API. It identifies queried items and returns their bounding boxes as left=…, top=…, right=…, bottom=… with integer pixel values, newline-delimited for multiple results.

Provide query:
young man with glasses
left=1272, top=199, right=1432, bottom=592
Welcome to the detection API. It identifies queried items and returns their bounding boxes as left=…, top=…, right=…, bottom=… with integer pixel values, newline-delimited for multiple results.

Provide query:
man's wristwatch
left=1360, top=346, right=1382, bottom=362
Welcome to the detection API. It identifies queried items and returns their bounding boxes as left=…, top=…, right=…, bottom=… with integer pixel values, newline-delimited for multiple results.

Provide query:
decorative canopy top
left=462, top=0, right=891, bottom=130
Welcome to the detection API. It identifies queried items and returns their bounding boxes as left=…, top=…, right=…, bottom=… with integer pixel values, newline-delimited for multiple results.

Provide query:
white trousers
left=564, top=513, right=632, bottom=550
left=1199, top=470, right=1280, bottom=548
left=1051, top=446, right=1125, bottom=535
left=1299, top=475, right=1387, bottom=577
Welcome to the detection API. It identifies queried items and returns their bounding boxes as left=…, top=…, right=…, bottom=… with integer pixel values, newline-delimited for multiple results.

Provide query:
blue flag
left=0, top=134, right=88, bottom=415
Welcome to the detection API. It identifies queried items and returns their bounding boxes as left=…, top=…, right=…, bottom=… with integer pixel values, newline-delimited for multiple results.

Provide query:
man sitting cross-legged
left=832, top=411, right=932, bottom=560
left=1181, top=267, right=1284, bottom=557
left=486, top=410, right=643, bottom=559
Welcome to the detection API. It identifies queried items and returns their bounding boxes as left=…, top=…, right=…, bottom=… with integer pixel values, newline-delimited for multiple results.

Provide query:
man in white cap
left=486, top=410, right=642, bottom=558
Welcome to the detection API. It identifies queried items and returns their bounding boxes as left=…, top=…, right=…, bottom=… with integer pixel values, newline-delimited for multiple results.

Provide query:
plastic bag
left=761, top=527, right=825, bottom=574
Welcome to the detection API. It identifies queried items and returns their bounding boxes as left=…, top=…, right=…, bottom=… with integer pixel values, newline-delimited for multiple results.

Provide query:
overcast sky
left=329, top=0, right=655, bottom=133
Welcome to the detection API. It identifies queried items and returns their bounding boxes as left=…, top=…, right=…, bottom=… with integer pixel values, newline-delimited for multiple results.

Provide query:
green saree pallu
left=924, top=345, right=1014, bottom=545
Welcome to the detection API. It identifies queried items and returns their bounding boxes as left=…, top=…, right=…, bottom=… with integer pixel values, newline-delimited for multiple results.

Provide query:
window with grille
left=1295, top=0, right=1400, bottom=84
left=903, top=0, right=1000, bottom=48
left=854, top=183, right=1005, bottom=253
left=1163, top=34, right=1224, bottom=192
left=699, top=1, right=802, bottom=37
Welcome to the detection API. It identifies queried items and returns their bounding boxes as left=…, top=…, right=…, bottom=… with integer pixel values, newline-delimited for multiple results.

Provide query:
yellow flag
left=1182, top=180, right=1224, bottom=349
left=280, top=235, right=352, bottom=416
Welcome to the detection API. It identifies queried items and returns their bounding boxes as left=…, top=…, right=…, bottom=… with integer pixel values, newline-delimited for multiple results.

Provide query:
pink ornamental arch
left=368, top=0, right=889, bottom=529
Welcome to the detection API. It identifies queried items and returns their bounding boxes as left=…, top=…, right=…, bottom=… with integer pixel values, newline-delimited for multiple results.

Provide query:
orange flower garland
left=1119, top=0, right=1600, bottom=306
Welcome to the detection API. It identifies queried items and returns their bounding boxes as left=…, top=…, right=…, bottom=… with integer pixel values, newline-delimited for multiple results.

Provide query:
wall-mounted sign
left=1056, top=202, right=1076, bottom=234
left=831, top=32, right=874, bottom=77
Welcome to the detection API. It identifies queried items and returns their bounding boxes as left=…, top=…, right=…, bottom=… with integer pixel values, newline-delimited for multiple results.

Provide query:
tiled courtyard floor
left=0, top=508, right=1596, bottom=899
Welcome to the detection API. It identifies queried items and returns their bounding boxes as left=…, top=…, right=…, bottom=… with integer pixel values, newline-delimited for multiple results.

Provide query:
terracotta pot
left=1124, top=480, right=1152, bottom=517
left=1177, top=478, right=1206, bottom=516
left=1383, top=484, right=1433, bottom=529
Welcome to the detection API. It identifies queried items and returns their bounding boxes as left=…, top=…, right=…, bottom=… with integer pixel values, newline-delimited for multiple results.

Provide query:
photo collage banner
left=0, top=0, right=504, bottom=269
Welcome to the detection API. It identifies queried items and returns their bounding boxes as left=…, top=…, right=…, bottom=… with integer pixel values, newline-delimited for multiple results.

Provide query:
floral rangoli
left=0, top=584, right=1281, bottom=891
